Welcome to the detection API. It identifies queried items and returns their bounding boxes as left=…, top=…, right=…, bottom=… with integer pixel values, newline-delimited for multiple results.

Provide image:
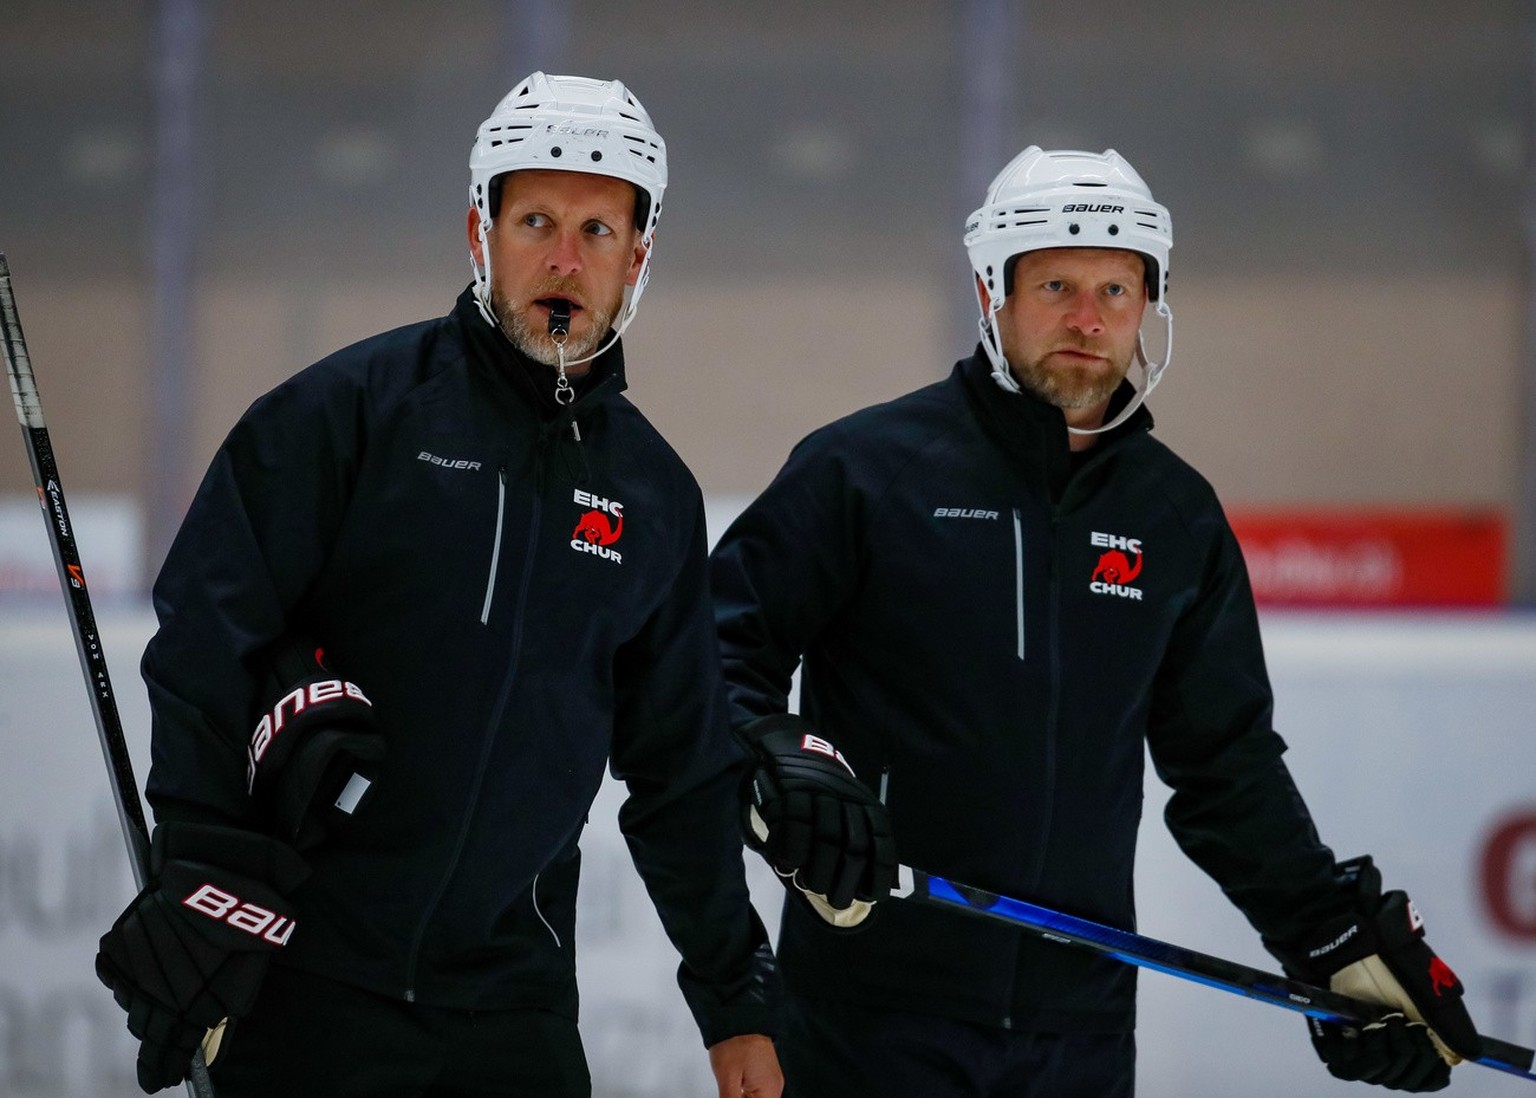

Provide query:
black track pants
left=207, top=965, right=591, bottom=1097
left=779, top=993, right=1135, bottom=1098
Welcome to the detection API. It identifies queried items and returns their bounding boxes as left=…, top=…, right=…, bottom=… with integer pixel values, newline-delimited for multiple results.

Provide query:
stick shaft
left=1, top=253, right=216, bottom=1098
left=897, top=865, right=1536, bottom=1081
left=1, top=254, right=151, bottom=879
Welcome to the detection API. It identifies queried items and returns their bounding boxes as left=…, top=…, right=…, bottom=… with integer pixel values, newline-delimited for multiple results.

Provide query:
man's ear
left=975, top=273, right=993, bottom=315
left=626, top=232, right=650, bottom=288
left=467, top=207, right=485, bottom=268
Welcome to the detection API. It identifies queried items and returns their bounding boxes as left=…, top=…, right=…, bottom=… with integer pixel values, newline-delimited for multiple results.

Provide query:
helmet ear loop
left=470, top=205, right=500, bottom=330
left=1139, top=299, right=1174, bottom=394
left=977, top=279, right=1021, bottom=394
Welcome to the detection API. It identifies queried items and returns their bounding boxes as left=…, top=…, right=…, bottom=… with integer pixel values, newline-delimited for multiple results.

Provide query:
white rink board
left=1, top=604, right=1533, bottom=1097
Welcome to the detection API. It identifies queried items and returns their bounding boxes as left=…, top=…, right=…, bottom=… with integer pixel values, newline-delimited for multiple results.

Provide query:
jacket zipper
left=480, top=466, right=507, bottom=624
left=1012, top=508, right=1026, bottom=661
left=402, top=479, right=545, bottom=1000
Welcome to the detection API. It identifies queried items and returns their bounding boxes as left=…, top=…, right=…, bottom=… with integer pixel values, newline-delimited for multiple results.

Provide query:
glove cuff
left=248, top=637, right=382, bottom=849
left=151, top=821, right=310, bottom=895
left=1266, top=854, right=1383, bottom=981
left=736, top=713, right=817, bottom=749
left=737, top=714, right=858, bottom=778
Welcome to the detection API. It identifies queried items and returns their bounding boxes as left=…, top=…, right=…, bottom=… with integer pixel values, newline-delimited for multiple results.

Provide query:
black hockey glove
left=96, top=822, right=307, bottom=1093
left=247, top=637, right=383, bottom=850
left=739, top=714, right=897, bottom=926
left=1267, top=856, right=1482, bottom=1092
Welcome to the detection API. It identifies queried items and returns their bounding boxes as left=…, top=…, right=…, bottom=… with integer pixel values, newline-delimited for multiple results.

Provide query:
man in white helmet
left=94, top=73, right=782, bottom=1097
left=710, top=146, right=1482, bottom=1095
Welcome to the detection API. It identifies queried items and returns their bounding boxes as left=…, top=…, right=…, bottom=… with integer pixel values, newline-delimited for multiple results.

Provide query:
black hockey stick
left=896, top=864, right=1536, bottom=1082
left=1, top=254, right=217, bottom=1098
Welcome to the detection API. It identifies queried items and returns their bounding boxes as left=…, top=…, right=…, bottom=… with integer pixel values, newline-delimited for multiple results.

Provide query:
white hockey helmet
left=468, top=72, right=668, bottom=358
left=964, top=146, right=1173, bottom=434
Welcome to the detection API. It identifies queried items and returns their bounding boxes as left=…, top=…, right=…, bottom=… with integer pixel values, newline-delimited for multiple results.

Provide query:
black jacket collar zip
left=452, top=286, right=627, bottom=423
left=452, top=287, right=624, bottom=489
left=955, top=348, right=1152, bottom=505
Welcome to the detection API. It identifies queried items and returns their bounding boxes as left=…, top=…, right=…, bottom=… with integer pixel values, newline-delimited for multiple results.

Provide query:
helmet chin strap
left=982, top=299, right=1173, bottom=436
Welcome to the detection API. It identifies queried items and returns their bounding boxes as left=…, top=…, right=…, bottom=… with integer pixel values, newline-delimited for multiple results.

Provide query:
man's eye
left=523, top=212, right=550, bottom=228
left=587, top=221, right=614, bottom=237
left=1043, top=280, right=1065, bottom=292
left=1105, top=283, right=1126, bottom=297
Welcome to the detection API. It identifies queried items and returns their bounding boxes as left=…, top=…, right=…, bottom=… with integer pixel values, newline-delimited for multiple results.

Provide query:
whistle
left=547, top=300, right=571, bottom=340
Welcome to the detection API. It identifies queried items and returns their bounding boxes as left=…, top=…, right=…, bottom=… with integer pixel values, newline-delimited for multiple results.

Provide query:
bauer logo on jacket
left=1089, top=530, right=1144, bottom=600
left=570, top=488, right=624, bottom=564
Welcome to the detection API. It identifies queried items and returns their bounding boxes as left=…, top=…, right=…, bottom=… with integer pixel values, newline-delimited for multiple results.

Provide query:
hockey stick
left=1, top=254, right=217, bottom=1098
left=896, top=864, right=1536, bottom=1082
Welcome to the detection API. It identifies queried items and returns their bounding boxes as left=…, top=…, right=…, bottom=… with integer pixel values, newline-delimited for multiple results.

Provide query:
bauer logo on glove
left=247, top=637, right=386, bottom=850
left=96, top=822, right=308, bottom=1093
left=247, top=675, right=373, bottom=790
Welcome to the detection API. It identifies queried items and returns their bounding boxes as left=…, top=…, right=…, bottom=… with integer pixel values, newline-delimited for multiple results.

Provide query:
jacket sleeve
left=609, top=489, right=778, bottom=1046
left=141, top=368, right=366, bottom=828
left=709, top=434, right=864, bottom=727
left=1145, top=515, right=1354, bottom=941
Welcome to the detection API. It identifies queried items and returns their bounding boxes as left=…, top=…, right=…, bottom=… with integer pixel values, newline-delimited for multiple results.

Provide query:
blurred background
left=0, top=0, right=1532, bottom=598
left=2, top=2, right=1534, bottom=1096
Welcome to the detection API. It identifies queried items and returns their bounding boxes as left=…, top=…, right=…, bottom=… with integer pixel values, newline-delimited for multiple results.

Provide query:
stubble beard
left=493, top=280, right=618, bottom=368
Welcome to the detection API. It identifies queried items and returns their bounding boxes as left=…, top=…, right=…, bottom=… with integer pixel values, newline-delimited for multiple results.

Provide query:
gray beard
left=493, top=286, right=616, bottom=368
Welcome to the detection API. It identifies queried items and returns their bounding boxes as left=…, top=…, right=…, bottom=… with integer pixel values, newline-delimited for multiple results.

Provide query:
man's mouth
left=534, top=296, right=582, bottom=319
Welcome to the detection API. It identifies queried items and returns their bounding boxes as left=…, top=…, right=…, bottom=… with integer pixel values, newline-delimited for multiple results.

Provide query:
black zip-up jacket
left=710, top=350, right=1353, bottom=1033
left=142, top=288, right=774, bottom=1044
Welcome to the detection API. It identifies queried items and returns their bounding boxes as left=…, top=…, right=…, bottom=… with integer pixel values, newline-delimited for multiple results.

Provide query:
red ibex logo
left=1091, top=549, right=1142, bottom=585
left=572, top=509, right=622, bottom=546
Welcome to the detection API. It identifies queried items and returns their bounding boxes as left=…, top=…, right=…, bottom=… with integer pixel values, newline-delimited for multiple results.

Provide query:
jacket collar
left=452, top=285, right=627, bottom=423
left=955, top=347, right=1153, bottom=500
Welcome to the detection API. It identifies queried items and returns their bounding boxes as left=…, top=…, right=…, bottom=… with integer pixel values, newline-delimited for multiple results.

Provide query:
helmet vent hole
left=1068, top=223, right=1080, bottom=235
left=551, top=146, right=563, bottom=157
left=591, top=151, right=603, bottom=161
left=1108, top=225, right=1119, bottom=236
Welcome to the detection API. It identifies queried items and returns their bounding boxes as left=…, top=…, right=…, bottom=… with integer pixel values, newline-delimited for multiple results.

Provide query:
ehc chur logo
left=1089, top=531, right=1143, bottom=600
left=571, top=489, right=624, bottom=564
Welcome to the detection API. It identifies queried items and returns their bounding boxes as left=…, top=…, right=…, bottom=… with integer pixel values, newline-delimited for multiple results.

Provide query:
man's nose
left=1065, top=292, right=1106, bottom=334
left=546, top=230, right=583, bottom=275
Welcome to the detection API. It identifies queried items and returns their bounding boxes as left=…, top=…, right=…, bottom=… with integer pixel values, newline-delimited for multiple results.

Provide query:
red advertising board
left=1226, top=508, right=1507, bottom=607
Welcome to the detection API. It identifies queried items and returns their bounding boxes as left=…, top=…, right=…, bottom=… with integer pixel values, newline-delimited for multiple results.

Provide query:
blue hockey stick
left=896, top=865, right=1536, bottom=1082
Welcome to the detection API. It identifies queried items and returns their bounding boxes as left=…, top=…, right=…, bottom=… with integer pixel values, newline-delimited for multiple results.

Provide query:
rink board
left=0, top=603, right=1533, bottom=1097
